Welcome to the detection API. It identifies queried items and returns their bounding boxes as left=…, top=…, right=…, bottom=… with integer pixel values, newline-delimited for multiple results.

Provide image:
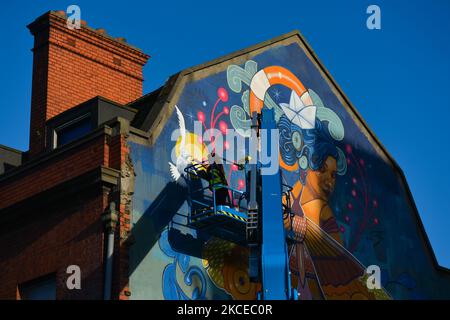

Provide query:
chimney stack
left=27, top=10, right=149, bottom=157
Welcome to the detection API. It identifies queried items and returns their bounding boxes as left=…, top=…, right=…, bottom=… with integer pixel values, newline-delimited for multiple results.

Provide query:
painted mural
left=128, top=40, right=450, bottom=300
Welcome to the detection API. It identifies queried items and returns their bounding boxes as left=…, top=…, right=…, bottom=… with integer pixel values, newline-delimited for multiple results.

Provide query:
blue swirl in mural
left=159, top=229, right=207, bottom=300
left=278, top=115, right=302, bottom=166
left=278, top=115, right=343, bottom=175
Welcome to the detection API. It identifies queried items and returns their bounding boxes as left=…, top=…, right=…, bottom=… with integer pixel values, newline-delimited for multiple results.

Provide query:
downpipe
left=102, top=201, right=118, bottom=300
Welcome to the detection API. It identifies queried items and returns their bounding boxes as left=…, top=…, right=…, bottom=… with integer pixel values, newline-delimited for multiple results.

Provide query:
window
left=53, top=114, right=92, bottom=148
left=19, top=274, right=56, bottom=300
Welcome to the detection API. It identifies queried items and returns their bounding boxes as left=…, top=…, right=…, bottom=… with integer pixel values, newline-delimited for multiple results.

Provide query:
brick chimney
left=27, top=10, right=149, bottom=157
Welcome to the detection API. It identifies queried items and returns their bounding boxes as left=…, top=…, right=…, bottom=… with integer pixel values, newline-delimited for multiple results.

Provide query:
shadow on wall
left=0, top=185, right=105, bottom=299
left=128, top=181, right=191, bottom=275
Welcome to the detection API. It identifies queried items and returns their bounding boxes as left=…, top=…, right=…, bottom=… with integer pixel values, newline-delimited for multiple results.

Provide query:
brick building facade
left=0, top=10, right=149, bottom=299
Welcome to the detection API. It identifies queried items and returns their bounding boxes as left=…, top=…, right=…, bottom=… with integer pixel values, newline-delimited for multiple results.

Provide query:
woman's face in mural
left=309, top=156, right=337, bottom=198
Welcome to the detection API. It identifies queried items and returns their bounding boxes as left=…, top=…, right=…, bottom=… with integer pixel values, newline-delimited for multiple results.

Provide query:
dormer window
left=53, top=114, right=92, bottom=148
left=46, top=96, right=136, bottom=151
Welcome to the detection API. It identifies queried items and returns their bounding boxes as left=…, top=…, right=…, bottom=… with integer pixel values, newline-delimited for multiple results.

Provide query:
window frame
left=52, top=113, right=92, bottom=149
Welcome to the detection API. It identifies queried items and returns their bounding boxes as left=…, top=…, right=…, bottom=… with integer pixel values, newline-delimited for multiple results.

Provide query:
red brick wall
left=0, top=188, right=106, bottom=299
left=28, top=11, right=149, bottom=156
left=0, top=122, right=137, bottom=299
left=0, top=126, right=127, bottom=299
left=0, top=133, right=108, bottom=210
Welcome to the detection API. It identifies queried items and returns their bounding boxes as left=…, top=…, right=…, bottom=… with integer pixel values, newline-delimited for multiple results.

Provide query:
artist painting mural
left=127, top=36, right=450, bottom=300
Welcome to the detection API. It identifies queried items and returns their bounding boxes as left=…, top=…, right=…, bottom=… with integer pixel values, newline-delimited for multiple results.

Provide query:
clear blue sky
left=1, top=0, right=449, bottom=268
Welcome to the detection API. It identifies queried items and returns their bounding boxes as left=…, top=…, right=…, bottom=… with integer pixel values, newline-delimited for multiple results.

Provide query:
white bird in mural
left=280, top=90, right=317, bottom=129
left=168, top=105, right=195, bottom=184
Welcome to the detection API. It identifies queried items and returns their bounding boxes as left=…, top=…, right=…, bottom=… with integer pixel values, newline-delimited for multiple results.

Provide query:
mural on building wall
left=128, top=41, right=450, bottom=300
left=225, top=62, right=390, bottom=299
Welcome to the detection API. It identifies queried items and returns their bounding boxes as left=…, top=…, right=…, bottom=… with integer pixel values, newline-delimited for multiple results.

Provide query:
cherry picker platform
left=170, top=108, right=297, bottom=300
left=181, top=155, right=249, bottom=245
